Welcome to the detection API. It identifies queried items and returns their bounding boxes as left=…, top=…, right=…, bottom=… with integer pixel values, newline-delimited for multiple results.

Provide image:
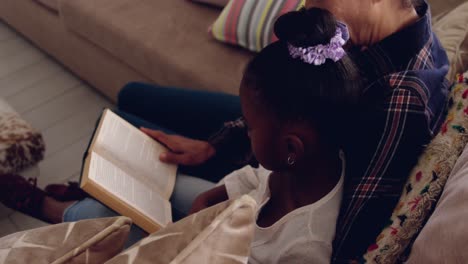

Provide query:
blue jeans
left=117, top=82, right=241, bottom=140
left=64, top=83, right=241, bottom=248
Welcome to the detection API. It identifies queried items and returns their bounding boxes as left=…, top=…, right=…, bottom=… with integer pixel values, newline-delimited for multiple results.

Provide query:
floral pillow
left=0, top=98, right=45, bottom=174
left=363, top=72, right=468, bottom=263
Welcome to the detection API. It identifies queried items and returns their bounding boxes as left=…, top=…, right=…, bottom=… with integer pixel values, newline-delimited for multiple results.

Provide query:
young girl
left=189, top=7, right=362, bottom=263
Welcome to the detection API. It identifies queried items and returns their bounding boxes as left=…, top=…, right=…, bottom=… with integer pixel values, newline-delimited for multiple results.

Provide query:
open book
left=80, top=109, right=177, bottom=233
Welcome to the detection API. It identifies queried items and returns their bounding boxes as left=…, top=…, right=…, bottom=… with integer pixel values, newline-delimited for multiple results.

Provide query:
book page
left=88, top=152, right=172, bottom=226
left=94, top=110, right=177, bottom=199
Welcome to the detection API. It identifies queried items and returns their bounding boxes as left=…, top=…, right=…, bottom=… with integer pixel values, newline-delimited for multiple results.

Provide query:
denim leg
left=170, top=174, right=216, bottom=222
left=64, top=175, right=215, bottom=247
left=117, top=82, right=241, bottom=140
left=63, top=84, right=236, bottom=247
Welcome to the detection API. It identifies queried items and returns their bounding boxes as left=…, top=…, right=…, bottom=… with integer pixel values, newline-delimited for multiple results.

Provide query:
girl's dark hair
left=243, top=8, right=362, bottom=148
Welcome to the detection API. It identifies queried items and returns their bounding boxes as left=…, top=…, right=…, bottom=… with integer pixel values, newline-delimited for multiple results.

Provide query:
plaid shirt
left=209, top=2, right=449, bottom=262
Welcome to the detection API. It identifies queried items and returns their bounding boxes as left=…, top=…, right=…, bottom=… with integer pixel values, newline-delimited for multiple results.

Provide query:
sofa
left=1, top=0, right=466, bottom=103
left=0, top=0, right=255, bottom=101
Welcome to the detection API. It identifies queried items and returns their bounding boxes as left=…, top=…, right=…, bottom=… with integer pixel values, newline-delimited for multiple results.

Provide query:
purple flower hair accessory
left=288, top=22, right=350, bottom=66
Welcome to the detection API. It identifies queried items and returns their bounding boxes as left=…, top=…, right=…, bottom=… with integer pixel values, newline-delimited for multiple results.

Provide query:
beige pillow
left=429, top=0, right=467, bottom=18
left=0, top=98, right=45, bottom=175
left=0, top=216, right=131, bottom=264
left=406, top=74, right=468, bottom=264
left=433, top=2, right=468, bottom=80
left=105, top=195, right=257, bottom=264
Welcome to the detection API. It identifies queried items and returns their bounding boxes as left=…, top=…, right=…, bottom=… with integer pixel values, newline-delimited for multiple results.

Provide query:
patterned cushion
left=0, top=98, right=45, bottom=175
left=363, top=72, right=468, bottom=263
left=210, top=0, right=305, bottom=52
left=406, top=117, right=468, bottom=263
left=0, top=216, right=132, bottom=264
left=433, top=2, right=468, bottom=80
left=105, top=195, right=257, bottom=264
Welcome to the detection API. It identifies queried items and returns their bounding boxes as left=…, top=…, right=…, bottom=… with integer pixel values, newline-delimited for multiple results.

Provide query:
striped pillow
left=210, top=0, right=305, bottom=52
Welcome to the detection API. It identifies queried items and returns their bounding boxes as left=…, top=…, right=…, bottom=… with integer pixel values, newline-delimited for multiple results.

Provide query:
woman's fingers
left=140, top=127, right=163, bottom=139
left=140, top=127, right=183, bottom=152
left=160, top=152, right=196, bottom=165
left=140, top=127, right=214, bottom=166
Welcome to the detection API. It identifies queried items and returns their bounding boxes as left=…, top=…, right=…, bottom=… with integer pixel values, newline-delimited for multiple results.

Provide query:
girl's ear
left=285, top=134, right=305, bottom=167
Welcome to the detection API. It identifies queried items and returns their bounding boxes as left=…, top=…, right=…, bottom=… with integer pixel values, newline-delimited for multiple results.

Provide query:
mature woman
left=2, top=0, right=448, bottom=262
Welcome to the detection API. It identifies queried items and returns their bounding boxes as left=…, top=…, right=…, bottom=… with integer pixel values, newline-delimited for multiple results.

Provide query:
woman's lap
left=117, top=82, right=241, bottom=140
left=63, top=198, right=146, bottom=248
left=64, top=174, right=216, bottom=248
left=169, top=173, right=217, bottom=221
left=67, top=82, right=236, bottom=247
left=116, top=82, right=243, bottom=181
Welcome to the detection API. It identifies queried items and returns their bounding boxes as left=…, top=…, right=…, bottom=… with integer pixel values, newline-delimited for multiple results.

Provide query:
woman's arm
left=208, top=117, right=255, bottom=166
left=141, top=128, right=216, bottom=165
left=141, top=117, right=254, bottom=168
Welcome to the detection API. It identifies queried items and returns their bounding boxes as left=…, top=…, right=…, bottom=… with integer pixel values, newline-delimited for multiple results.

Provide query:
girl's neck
left=269, top=150, right=342, bottom=209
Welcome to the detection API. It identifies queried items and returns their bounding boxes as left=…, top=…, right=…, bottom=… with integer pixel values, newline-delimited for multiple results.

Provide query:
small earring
left=287, top=156, right=296, bottom=166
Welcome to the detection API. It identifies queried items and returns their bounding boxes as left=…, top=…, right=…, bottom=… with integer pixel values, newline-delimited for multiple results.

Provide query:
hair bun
left=274, top=7, right=338, bottom=47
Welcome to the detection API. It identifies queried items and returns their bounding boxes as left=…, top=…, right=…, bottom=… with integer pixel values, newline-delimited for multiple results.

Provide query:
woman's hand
left=141, top=128, right=216, bottom=166
left=189, top=185, right=229, bottom=214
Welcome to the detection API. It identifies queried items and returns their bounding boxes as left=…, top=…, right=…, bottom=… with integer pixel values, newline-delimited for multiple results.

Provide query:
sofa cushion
left=407, top=146, right=468, bottom=263
left=60, top=0, right=253, bottom=95
left=0, top=216, right=131, bottom=264
left=428, top=0, right=467, bottom=18
left=210, top=0, right=305, bottom=52
left=433, top=2, right=468, bottom=80
left=407, top=79, right=468, bottom=264
left=35, top=0, right=59, bottom=12
left=0, top=98, right=45, bottom=174
left=105, top=195, right=257, bottom=264
left=363, top=73, right=468, bottom=263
